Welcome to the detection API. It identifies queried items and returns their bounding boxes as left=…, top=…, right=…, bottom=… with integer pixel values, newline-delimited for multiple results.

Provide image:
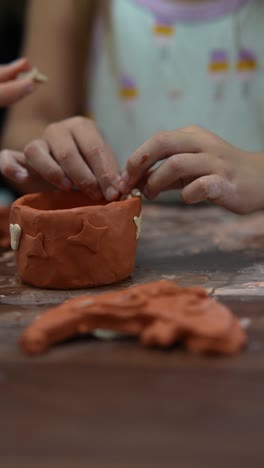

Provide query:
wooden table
left=0, top=203, right=264, bottom=468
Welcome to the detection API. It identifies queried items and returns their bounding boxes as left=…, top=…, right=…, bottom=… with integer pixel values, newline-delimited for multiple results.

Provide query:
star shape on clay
left=68, top=219, right=108, bottom=254
left=24, top=232, right=48, bottom=258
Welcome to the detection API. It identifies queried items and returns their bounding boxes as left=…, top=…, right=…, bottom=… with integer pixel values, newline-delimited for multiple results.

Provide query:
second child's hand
left=118, top=126, right=264, bottom=214
left=0, top=58, right=40, bottom=106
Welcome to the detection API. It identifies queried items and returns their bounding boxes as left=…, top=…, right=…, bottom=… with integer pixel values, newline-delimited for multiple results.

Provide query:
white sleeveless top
left=88, top=0, right=264, bottom=171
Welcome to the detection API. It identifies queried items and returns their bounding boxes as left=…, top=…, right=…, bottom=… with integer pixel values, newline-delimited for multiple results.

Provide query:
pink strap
left=132, top=0, right=253, bottom=22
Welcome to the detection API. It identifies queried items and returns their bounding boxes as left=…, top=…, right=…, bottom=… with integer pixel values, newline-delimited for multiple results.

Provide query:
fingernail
left=61, top=177, right=72, bottom=190
left=15, top=169, right=28, bottom=181
left=118, top=181, right=128, bottom=194
left=122, top=170, right=130, bottom=184
left=143, top=186, right=149, bottom=198
left=112, top=175, right=121, bottom=189
left=105, top=186, right=119, bottom=201
left=10, top=58, right=24, bottom=66
left=143, top=187, right=155, bottom=200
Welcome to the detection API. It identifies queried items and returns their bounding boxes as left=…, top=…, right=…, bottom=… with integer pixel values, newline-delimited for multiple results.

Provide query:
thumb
left=0, top=78, right=36, bottom=107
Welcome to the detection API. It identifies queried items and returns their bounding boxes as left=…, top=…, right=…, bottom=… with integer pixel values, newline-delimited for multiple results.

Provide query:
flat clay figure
left=20, top=280, right=247, bottom=357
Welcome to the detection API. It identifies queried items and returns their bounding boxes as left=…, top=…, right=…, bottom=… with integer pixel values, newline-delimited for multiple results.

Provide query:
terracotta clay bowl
left=10, top=191, right=142, bottom=289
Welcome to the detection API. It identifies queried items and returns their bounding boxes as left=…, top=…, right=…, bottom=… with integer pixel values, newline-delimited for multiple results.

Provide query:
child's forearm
left=2, top=115, right=48, bottom=152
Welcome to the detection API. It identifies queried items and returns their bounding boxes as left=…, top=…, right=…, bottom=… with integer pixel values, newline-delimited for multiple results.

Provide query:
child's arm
left=118, top=126, right=264, bottom=214
left=2, top=0, right=86, bottom=151
left=1, top=0, right=119, bottom=197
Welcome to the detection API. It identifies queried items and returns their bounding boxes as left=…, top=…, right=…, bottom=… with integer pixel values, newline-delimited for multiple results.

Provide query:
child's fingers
left=70, top=118, right=120, bottom=201
left=0, top=58, right=30, bottom=82
left=43, top=125, right=103, bottom=200
left=119, top=127, right=204, bottom=193
left=0, top=78, right=36, bottom=107
left=182, top=175, right=227, bottom=205
left=142, top=153, right=215, bottom=199
left=24, top=139, right=73, bottom=191
left=0, top=150, right=29, bottom=182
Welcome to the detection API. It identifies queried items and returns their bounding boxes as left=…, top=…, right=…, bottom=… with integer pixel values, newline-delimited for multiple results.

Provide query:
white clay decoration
left=9, top=224, right=22, bottom=251
left=93, top=329, right=123, bottom=340
left=121, top=188, right=141, bottom=201
left=131, top=188, right=142, bottom=197
left=134, top=213, right=142, bottom=239
left=18, top=67, right=48, bottom=83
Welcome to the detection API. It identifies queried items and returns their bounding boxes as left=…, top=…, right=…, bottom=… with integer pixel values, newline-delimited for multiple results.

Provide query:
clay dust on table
left=142, top=205, right=264, bottom=252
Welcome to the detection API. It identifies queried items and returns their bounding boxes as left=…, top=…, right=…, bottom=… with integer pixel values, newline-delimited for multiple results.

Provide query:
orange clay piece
left=20, top=280, right=247, bottom=357
left=0, top=206, right=11, bottom=248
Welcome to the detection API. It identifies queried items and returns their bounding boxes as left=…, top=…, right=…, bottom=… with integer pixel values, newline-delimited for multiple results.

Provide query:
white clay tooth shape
left=131, top=188, right=142, bottom=197
left=18, top=67, right=48, bottom=83
left=134, top=213, right=142, bottom=240
left=121, top=189, right=141, bottom=201
left=32, top=68, right=48, bottom=83
left=9, top=224, right=22, bottom=251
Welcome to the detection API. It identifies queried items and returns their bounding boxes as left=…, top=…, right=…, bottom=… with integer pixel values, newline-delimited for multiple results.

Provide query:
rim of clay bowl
left=12, top=191, right=138, bottom=215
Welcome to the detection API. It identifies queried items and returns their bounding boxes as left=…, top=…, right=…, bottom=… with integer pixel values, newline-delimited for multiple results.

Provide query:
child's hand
left=0, top=58, right=37, bottom=106
left=1, top=117, right=121, bottom=200
left=118, top=126, right=264, bottom=214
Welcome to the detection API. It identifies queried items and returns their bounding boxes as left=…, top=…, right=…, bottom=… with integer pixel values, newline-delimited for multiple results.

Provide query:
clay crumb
left=162, top=275, right=177, bottom=280
left=140, top=154, right=149, bottom=165
left=240, top=318, right=251, bottom=329
left=3, top=252, right=14, bottom=260
left=79, top=299, right=95, bottom=308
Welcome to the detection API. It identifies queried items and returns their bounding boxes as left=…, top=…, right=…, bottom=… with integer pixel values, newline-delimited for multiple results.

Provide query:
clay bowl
left=10, top=191, right=142, bottom=289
